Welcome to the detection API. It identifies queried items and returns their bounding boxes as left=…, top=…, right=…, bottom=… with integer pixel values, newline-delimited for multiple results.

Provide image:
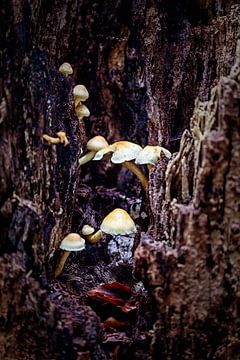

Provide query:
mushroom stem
left=122, top=161, right=148, bottom=190
left=56, top=131, right=69, bottom=146
left=55, top=250, right=71, bottom=278
left=79, top=150, right=96, bottom=166
left=43, top=134, right=61, bottom=144
left=147, top=164, right=153, bottom=172
left=87, top=230, right=103, bottom=244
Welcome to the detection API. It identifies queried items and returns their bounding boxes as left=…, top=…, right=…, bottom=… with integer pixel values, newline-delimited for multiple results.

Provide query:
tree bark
left=0, top=1, right=239, bottom=359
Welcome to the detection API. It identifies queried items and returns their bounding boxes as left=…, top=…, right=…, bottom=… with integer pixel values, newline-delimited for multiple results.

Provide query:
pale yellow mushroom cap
left=93, top=141, right=142, bottom=163
left=135, top=145, right=171, bottom=165
left=92, top=144, right=115, bottom=161
left=73, top=85, right=89, bottom=101
left=81, top=225, right=95, bottom=236
left=59, top=62, right=73, bottom=75
left=100, top=208, right=137, bottom=236
left=60, top=233, right=85, bottom=251
left=75, top=104, right=90, bottom=118
left=87, top=136, right=109, bottom=151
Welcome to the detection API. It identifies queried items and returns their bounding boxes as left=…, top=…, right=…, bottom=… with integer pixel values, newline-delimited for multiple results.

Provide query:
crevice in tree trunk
left=0, top=1, right=239, bottom=359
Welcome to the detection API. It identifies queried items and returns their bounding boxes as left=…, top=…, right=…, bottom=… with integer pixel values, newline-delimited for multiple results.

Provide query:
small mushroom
left=81, top=224, right=95, bottom=236
left=43, top=131, right=69, bottom=146
left=88, top=208, right=136, bottom=243
left=135, top=145, right=171, bottom=170
left=79, top=135, right=109, bottom=166
left=75, top=104, right=90, bottom=120
left=56, top=131, right=69, bottom=146
left=93, top=141, right=148, bottom=190
left=55, top=233, right=85, bottom=278
left=59, top=62, right=73, bottom=76
left=73, top=85, right=89, bottom=106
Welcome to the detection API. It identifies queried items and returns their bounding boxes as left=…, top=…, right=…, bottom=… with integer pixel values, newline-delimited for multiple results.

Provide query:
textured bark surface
left=135, top=43, right=240, bottom=359
left=0, top=0, right=239, bottom=359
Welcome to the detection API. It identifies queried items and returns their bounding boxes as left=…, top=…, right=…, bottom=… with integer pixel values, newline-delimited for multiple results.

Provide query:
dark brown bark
left=135, top=44, right=240, bottom=358
left=0, top=1, right=239, bottom=359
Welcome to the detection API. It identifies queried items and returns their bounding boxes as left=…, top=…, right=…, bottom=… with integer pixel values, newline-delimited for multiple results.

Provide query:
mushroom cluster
left=43, top=63, right=91, bottom=148
left=51, top=61, right=172, bottom=280
left=55, top=208, right=136, bottom=277
left=79, top=136, right=171, bottom=190
left=73, top=84, right=90, bottom=121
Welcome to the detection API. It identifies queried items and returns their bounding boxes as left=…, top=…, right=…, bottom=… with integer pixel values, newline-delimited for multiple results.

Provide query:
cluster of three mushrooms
left=55, top=208, right=136, bottom=277
left=79, top=136, right=171, bottom=190
left=59, top=62, right=90, bottom=120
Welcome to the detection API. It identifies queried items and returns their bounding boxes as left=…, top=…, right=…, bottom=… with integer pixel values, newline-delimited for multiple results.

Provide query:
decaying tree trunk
left=135, top=42, right=240, bottom=359
left=0, top=1, right=239, bottom=359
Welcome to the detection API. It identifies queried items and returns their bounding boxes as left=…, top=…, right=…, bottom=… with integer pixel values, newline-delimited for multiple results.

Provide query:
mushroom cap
left=100, top=208, right=137, bottom=236
left=75, top=104, right=90, bottom=118
left=135, top=145, right=171, bottom=165
left=73, top=85, right=89, bottom=101
left=87, top=136, right=109, bottom=151
left=59, top=62, right=73, bottom=75
left=81, top=225, right=95, bottom=235
left=60, top=233, right=85, bottom=251
left=93, top=141, right=142, bottom=163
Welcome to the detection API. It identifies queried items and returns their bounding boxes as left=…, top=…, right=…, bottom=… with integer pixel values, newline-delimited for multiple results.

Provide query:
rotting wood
left=135, top=40, right=240, bottom=360
left=0, top=1, right=240, bottom=359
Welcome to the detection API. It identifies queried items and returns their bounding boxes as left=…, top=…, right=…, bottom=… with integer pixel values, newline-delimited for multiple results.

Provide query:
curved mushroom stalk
left=87, top=230, right=103, bottom=243
left=122, top=161, right=148, bottom=190
left=79, top=135, right=109, bottom=166
left=93, top=141, right=148, bottom=190
left=55, top=250, right=70, bottom=278
left=54, top=233, right=85, bottom=278
left=79, top=150, right=97, bottom=166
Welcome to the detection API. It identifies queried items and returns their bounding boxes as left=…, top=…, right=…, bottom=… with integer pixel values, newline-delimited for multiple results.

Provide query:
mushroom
left=93, top=141, right=148, bottom=190
left=79, top=135, right=109, bottom=166
left=135, top=145, right=171, bottom=170
left=43, top=131, right=69, bottom=146
left=75, top=104, right=90, bottom=120
left=59, top=62, right=73, bottom=76
left=81, top=224, right=95, bottom=236
left=56, top=131, right=70, bottom=146
left=73, top=85, right=89, bottom=107
left=55, top=233, right=85, bottom=278
left=88, top=208, right=137, bottom=243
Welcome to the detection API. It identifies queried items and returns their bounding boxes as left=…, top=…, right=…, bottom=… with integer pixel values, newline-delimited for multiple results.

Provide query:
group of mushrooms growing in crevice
left=43, top=62, right=172, bottom=278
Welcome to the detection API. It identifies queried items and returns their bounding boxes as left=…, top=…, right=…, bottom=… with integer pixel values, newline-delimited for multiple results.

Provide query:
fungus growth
left=88, top=208, right=137, bottom=243
left=135, top=145, right=171, bottom=170
left=93, top=141, right=148, bottom=190
left=73, top=85, right=89, bottom=106
left=79, top=135, right=109, bottom=166
left=59, top=62, right=73, bottom=76
left=55, top=233, right=85, bottom=278
left=75, top=104, right=90, bottom=120
left=81, top=224, right=95, bottom=237
left=42, top=131, right=69, bottom=146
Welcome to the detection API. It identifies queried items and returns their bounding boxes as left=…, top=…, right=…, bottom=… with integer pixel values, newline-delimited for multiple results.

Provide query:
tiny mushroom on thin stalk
left=135, top=145, right=171, bottom=171
left=79, top=135, right=109, bottom=166
left=75, top=104, right=90, bottom=120
left=55, top=233, right=85, bottom=278
left=73, top=85, right=89, bottom=107
left=59, top=62, right=73, bottom=76
left=42, top=131, right=69, bottom=146
left=81, top=224, right=95, bottom=236
left=88, top=208, right=137, bottom=244
left=93, top=141, right=148, bottom=190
